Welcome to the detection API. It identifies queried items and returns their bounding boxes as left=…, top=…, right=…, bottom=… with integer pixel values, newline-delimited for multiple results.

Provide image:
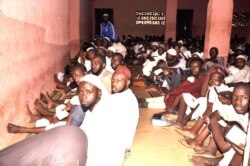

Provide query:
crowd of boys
left=0, top=34, right=250, bottom=166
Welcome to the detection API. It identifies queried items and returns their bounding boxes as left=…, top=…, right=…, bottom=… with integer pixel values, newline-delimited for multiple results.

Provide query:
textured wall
left=93, top=0, right=209, bottom=38
left=70, top=0, right=93, bottom=57
left=0, top=0, right=70, bottom=148
left=203, top=0, right=233, bottom=61
left=93, top=0, right=250, bottom=39
left=232, top=0, right=250, bottom=39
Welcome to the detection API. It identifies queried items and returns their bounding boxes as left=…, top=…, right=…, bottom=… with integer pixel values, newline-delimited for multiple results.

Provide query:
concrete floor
left=123, top=86, right=194, bottom=166
left=1, top=86, right=195, bottom=166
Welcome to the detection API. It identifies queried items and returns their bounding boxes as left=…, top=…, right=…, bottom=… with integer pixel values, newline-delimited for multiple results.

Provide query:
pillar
left=69, top=0, right=81, bottom=58
left=164, top=0, right=177, bottom=42
left=246, top=17, right=250, bottom=44
left=204, top=0, right=233, bottom=64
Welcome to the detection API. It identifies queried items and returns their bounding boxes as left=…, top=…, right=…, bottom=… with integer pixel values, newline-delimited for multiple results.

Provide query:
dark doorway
left=95, top=8, right=113, bottom=38
left=176, top=10, right=193, bottom=40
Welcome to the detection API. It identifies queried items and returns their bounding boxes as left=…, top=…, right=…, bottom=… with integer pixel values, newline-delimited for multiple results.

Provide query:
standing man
left=100, top=13, right=116, bottom=40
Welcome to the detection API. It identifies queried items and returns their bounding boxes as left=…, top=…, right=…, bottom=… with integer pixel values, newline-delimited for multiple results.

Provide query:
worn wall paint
left=70, top=0, right=92, bottom=57
left=204, top=0, right=233, bottom=62
left=93, top=0, right=250, bottom=39
left=0, top=0, right=70, bottom=148
left=93, top=0, right=208, bottom=38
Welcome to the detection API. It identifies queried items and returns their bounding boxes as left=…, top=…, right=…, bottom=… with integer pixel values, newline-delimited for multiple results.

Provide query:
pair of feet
left=175, top=127, right=203, bottom=151
left=34, top=91, right=62, bottom=116
left=175, top=127, right=218, bottom=159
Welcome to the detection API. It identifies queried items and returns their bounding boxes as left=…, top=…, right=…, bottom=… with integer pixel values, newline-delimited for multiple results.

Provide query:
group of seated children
left=2, top=35, right=250, bottom=166
left=134, top=37, right=249, bottom=165
left=4, top=36, right=139, bottom=166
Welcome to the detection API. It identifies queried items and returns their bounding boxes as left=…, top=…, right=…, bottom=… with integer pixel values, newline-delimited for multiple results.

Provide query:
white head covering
left=236, top=55, right=248, bottom=61
left=177, top=40, right=184, bottom=45
left=167, top=48, right=177, bottom=56
left=107, top=46, right=116, bottom=53
left=215, top=85, right=234, bottom=93
left=80, top=74, right=108, bottom=96
left=192, top=52, right=203, bottom=59
left=151, top=42, right=159, bottom=47
left=103, top=37, right=110, bottom=42
left=103, top=13, right=109, bottom=17
left=158, top=44, right=165, bottom=49
left=236, top=46, right=244, bottom=51
left=86, top=47, right=95, bottom=52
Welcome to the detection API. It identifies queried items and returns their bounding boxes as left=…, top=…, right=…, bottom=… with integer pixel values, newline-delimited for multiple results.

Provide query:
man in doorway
left=100, top=13, right=116, bottom=40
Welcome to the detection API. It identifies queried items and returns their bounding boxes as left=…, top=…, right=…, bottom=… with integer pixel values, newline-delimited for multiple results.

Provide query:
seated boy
left=111, top=52, right=124, bottom=70
left=175, top=67, right=228, bottom=133
left=225, top=55, right=250, bottom=86
left=190, top=83, right=250, bottom=166
left=140, top=57, right=205, bottom=112
left=178, top=90, right=233, bottom=153
left=7, top=64, right=88, bottom=133
left=33, top=63, right=87, bottom=116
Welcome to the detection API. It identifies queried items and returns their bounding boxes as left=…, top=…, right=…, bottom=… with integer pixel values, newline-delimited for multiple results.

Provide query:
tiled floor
left=123, top=86, right=194, bottom=166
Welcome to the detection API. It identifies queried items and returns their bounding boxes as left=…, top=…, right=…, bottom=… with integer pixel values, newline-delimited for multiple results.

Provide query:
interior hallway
left=124, top=86, right=194, bottom=166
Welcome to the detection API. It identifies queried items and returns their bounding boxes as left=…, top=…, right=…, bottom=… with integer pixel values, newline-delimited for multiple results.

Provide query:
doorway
left=95, top=8, right=113, bottom=38
left=176, top=10, right=193, bottom=40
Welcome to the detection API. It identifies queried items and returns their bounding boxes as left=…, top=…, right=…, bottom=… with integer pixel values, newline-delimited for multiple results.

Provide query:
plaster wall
left=70, top=0, right=93, bottom=57
left=0, top=0, right=69, bottom=147
left=93, top=0, right=250, bottom=40
left=93, top=0, right=209, bottom=38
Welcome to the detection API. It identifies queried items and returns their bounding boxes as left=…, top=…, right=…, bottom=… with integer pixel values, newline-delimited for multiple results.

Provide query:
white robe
left=142, top=50, right=166, bottom=77
left=225, top=65, right=250, bottom=84
left=110, top=89, right=139, bottom=149
left=80, top=96, right=130, bottom=166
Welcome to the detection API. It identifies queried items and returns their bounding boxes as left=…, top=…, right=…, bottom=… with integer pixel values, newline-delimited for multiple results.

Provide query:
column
left=246, top=17, right=250, bottom=44
left=164, top=0, right=177, bottom=42
left=69, top=0, right=81, bottom=58
left=204, top=0, right=233, bottom=64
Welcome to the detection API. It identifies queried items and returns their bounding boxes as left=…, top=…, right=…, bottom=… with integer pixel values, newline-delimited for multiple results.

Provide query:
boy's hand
left=163, top=68, right=171, bottom=76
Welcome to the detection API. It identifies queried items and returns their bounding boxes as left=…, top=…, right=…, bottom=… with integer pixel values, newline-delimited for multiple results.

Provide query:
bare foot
left=184, top=138, right=204, bottom=151
left=175, top=127, right=195, bottom=139
left=45, top=92, right=58, bottom=109
left=189, top=155, right=222, bottom=166
left=7, top=123, right=21, bottom=133
left=40, top=93, right=48, bottom=104
left=192, top=151, right=217, bottom=158
left=34, top=99, right=54, bottom=116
